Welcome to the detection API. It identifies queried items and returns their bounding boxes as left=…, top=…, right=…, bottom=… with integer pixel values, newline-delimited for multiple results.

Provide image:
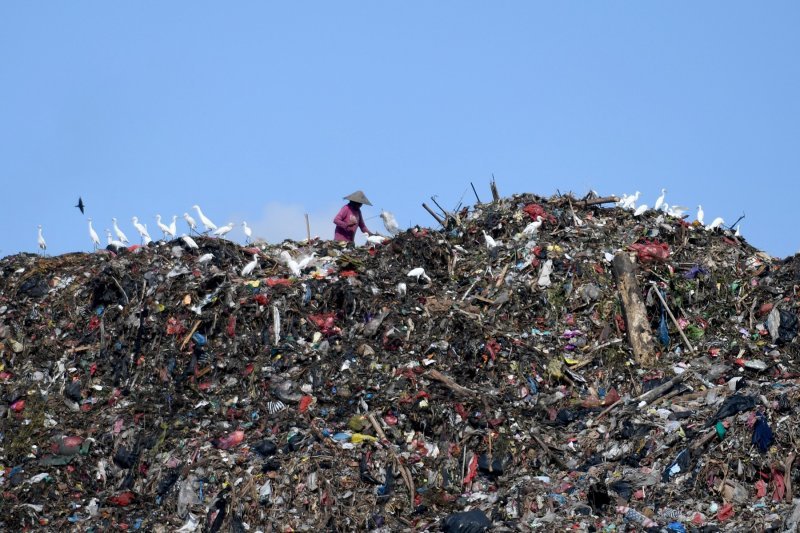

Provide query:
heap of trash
left=2, top=191, right=800, bottom=532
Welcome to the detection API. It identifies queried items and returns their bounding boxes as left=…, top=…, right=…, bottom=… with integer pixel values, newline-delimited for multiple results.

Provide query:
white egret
left=667, top=205, right=688, bottom=218
left=132, top=217, right=151, bottom=244
left=735, top=224, right=741, bottom=237
left=633, top=204, right=648, bottom=217
left=380, top=210, right=400, bottom=235
left=280, top=250, right=301, bottom=276
left=168, top=215, right=177, bottom=238
left=105, top=229, right=125, bottom=250
left=156, top=215, right=173, bottom=240
left=366, top=234, right=387, bottom=246
left=621, top=191, right=640, bottom=210
left=112, top=218, right=129, bottom=243
left=297, top=253, right=316, bottom=270
left=483, top=231, right=501, bottom=249
left=213, top=222, right=234, bottom=238
left=706, top=217, right=724, bottom=231
left=181, top=234, right=199, bottom=249
left=407, top=267, right=431, bottom=283
left=197, top=253, right=214, bottom=264
left=192, top=205, right=217, bottom=232
left=37, top=225, right=46, bottom=254
left=241, top=253, right=259, bottom=276
left=615, top=194, right=628, bottom=208
left=654, top=188, right=666, bottom=211
left=183, top=212, right=197, bottom=234
left=88, top=218, right=100, bottom=250
left=697, top=205, right=704, bottom=225
left=242, top=221, right=252, bottom=243
left=523, top=216, right=544, bottom=236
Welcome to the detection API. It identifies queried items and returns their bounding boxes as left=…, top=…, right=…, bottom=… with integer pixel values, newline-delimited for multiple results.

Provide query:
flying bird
left=183, top=212, right=198, bottom=234
left=37, top=225, right=46, bottom=255
left=242, top=221, right=252, bottom=243
left=706, top=217, right=725, bottom=231
left=181, top=234, right=199, bottom=249
left=156, top=215, right=174, bottom=240
left=213, top=222, right=234, bottom=238
left=697, top=205, right=704, bottom=225
left=112, top=218, right=129, bottom=244
left=192, top=205, right=217, bottom=232
left=407, top=267, right=431, bottom=283
left=654, top=188, right=666, bottom=211
left=241, top=253, right=259, bottom=276
left=88, top=218, right=100, bottom=250
left=75, top=197, right=85, bottom=214
left=380, top=210, right=400, bottom=235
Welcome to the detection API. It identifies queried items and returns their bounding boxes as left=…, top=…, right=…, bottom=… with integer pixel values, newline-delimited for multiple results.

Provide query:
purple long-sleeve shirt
left=333, top=202, right=370, bottom=242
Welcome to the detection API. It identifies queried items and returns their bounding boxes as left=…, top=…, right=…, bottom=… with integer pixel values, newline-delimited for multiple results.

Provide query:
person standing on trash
left=333, top=190, right=372, bottom=242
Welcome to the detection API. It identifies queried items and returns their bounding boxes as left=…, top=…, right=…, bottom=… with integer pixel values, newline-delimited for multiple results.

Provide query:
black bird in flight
left=75, top=197, right=85, bottom=214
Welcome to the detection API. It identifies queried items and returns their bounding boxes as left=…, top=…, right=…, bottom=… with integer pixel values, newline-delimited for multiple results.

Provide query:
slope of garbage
left=1, top=192, right=799, bottom=532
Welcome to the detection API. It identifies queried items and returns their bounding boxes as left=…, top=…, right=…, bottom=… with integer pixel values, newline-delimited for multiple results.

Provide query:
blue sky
left=1, top=2, right=798, bottom=256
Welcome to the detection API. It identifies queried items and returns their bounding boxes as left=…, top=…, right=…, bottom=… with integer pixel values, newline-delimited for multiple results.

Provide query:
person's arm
left=333, top=206, right=352, bottom=230
left=358, top=212, right=370, bottom=234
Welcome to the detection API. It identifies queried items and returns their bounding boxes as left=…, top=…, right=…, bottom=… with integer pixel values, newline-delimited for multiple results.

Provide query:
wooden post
left=305, top=214, right=311, bottom=242
left=612, top=252, right=657, bottom=366
left=471, top=182, right=482, bottom=204
left=422, top=203, right=446, bottom=226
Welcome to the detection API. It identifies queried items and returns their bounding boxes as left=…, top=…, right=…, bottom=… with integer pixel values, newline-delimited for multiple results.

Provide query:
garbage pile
left=2, top=192, right=800, bottom=532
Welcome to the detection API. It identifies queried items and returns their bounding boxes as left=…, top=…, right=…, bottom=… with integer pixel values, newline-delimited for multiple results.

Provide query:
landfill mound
left=2, top=192, right=800, bottom=532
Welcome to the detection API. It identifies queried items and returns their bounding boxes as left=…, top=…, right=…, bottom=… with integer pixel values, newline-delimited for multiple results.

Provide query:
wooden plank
left=612, top=252, right=657, bottom=366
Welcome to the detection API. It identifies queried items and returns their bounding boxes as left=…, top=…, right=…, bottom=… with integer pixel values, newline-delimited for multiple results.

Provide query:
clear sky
left=1, top=2, right=798, bottom=257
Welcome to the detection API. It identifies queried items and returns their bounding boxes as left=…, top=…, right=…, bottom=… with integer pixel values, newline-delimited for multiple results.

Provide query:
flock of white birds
left=35, top=204, right=405, bottom=259
left=616, top=188, right=736, bottom=235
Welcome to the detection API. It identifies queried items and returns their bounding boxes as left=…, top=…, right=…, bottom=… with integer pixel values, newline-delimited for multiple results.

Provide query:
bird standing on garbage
left=132, top=216, right=152, bottom=244
left=706, top=217, right=724, bottom=231
left=654, top=189, right=666, bottom=211
left=633, top=204, right=648, bottom=217
left=483, top=231, right=501, bottom=249
left=523, top=216, right=544, bottom=236
left=696, top=205, right=704, bottom=225
left=37, top=225, right=46, bottom=255
left=213, top=222, right=234, bottom=238
left=621, top=191, right=640, bottom=210
left=181, top=234, right=199, bottom=249
left=105, top=229, right=125, bottom=250
left=366, top=233, right=387, bottom=246
left=242, top=221, right=252, bottom=243
left=380, top=210, right=400, bottom=235
left=168, top=215, right=177, bottom=238
left=183, top=212, right=198, bottom=234
left=241, top=253, right=259, bottom=276
left=192, top=205, right=217, bottom=233
left=280, top=250, right=301, bottom=276
left=156, top=215, right=174, bottom=240
left=198, top=253, right=214, bottom=264
left=112, top=218, right=129, bottom=244
left=88, top=218, right=100, bottom=250
left=407, top=267, right=431, bottom=283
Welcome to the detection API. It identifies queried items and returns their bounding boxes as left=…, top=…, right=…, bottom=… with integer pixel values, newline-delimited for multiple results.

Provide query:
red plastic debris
left=266, top=277, right=292, bottom=287
left=108, top=491, right=135, bottom=506
left=213, top=429, right=245, bottom=450
left=716, top=502, right=734, bottom=521
left=166, top=316, right=187, bottom=336
left=298, top=395, right=313, bottom=413
left=522, top=203, right=557, bottom=224
left=254, top=293, right=269, bottom=306
left=755, top=479, right=767, bottom=498
left=629, top=240, right=670, bottom=263
left=10, top=399, right=25, bottom=412
left=226, top=315, right=236, bottom=338
left=463, top=454, right=479, bottom=485
left=308, top=312, right=341, bottom=336
left=339, top=270, right=358, bottom=278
